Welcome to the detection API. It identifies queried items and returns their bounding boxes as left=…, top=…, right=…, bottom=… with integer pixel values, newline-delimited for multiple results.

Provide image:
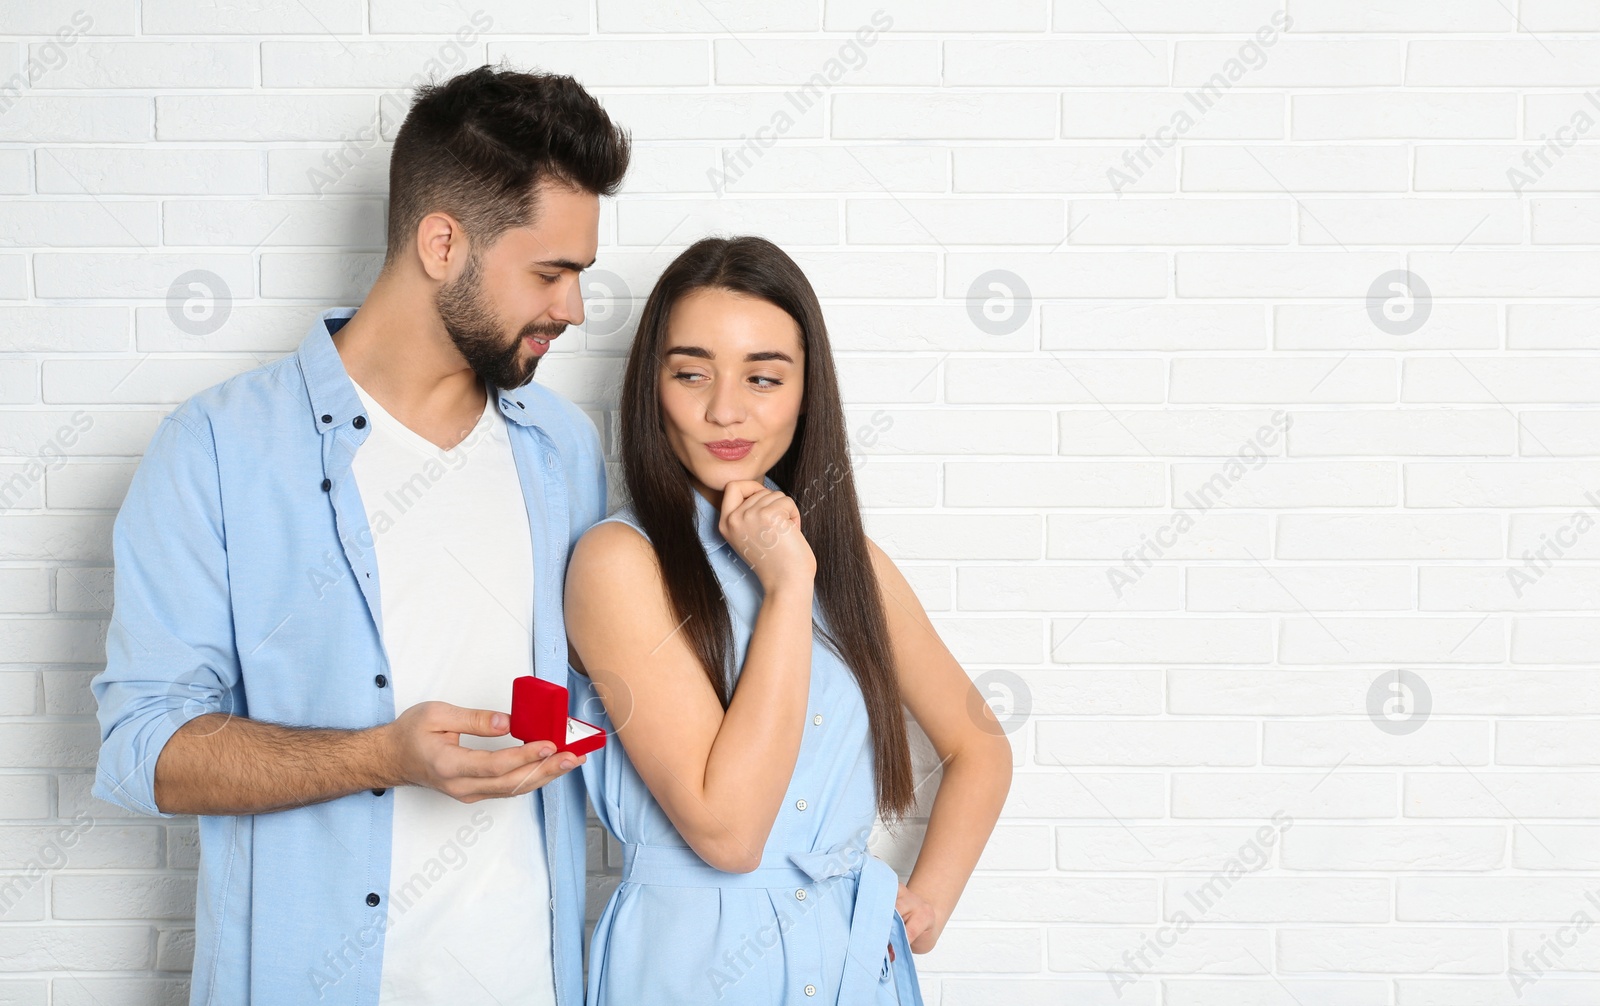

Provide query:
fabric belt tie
left=621, top=841, right=924, bottom=1003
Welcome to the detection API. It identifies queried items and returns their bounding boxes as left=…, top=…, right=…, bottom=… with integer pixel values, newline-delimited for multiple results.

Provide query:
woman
left=564, top=236, right=1012, bottom=1005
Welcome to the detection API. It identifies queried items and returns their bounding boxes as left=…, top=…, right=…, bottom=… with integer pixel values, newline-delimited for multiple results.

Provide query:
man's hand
left=149, top=700, right=586, bottom=816
left=381, top=700, right=584, bottom=803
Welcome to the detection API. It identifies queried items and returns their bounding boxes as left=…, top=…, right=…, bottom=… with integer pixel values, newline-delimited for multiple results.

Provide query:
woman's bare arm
left=564, top=486, right=817, bottom=873
left=866, top=536, right=1013, bottom=953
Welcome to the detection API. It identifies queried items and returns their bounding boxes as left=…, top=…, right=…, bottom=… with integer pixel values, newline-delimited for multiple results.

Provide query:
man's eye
left=539, top=274, right=560, bottom=284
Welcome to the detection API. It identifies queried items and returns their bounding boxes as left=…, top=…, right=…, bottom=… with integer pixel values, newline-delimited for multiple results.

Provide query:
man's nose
left=556, top=275, right=586, bottom=327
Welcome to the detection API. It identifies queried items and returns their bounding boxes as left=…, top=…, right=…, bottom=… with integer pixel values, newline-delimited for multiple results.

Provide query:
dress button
left=372, top=788, right=386, bottom=796
left=795, top=798, right=807, bottom=811
left=320, top=478, right=331, bottom=492
left=804, top=984, right=816, bottom=997
left=374, top=674, right=387, bottom=688
left=795, top=888, right=806, bottom=901
left=320, top=414, right=332, bottom=424
left=352, top=415, right=366, bottom=429
left=366, top=892, right=380, bottom=907
left=812, top=714, right=823, bottom=725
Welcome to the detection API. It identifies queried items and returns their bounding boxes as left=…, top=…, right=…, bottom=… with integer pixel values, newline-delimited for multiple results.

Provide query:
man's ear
left=417, top=211, right=468, bottom=283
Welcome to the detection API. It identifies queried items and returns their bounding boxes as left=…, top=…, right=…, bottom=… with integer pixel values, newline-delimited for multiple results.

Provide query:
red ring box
left=509, top=675, right=606, bottom=756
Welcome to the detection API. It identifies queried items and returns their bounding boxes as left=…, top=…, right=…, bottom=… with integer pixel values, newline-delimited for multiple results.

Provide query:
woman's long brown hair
left=617, top=235, right=915, bottom=822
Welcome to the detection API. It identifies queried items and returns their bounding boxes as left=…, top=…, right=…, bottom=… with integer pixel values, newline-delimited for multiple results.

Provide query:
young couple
left=91, top=66, right=1010, bottom=1006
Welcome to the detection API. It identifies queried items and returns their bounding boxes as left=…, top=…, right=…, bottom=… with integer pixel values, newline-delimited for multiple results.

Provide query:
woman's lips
left=706, top=439, right=753, bottom=461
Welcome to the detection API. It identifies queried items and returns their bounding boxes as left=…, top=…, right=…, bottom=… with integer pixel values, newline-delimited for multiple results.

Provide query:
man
left=90, top=66, right=630, bottom=1005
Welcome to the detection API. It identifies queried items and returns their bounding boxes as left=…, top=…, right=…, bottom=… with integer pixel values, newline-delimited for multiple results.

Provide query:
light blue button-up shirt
left=89, top=307, right=606, bottom=1006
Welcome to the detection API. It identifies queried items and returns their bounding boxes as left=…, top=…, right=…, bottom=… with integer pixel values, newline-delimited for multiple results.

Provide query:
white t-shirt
left=348, top=377, right=556, bottom=1006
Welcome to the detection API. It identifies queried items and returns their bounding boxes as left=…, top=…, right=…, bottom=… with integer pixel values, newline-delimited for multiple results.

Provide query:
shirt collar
left=295, top=307, right=559, bottom=434
left=296, top=308, right=364, bottom=435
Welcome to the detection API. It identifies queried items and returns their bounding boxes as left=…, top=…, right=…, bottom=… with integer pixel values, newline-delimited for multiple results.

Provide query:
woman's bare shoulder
left=572, top=518, right=659, bottom=583
left=567, top=520, right=670, bottom=677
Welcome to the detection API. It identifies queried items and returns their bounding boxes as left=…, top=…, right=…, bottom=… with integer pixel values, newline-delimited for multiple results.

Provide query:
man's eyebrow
left=531, top=256, right=596, bottom=271
left=664, top=346, right=796, bottom=364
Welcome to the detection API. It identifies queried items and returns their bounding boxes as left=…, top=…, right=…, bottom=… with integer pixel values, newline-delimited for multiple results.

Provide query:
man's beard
left=436, top=251, right=565, bottom=390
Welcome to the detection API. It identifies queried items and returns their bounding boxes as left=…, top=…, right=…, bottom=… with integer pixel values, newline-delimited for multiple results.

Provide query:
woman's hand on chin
left=717, top=479, right=815, bottom=592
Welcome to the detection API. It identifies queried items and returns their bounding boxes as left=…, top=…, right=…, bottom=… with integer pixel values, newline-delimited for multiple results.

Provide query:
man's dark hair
left=385, top=65, right=631, bottom=265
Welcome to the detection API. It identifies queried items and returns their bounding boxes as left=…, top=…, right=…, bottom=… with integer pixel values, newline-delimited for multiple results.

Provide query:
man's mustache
left=520, top=322, right=566, bottom=340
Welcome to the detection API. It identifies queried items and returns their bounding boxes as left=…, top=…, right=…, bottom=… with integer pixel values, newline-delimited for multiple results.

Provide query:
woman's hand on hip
left=892, top=880, right=942, bottom=958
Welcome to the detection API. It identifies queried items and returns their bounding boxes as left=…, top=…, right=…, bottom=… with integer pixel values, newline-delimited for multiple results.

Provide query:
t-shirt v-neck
left=349, top=377, right=496, bottom=459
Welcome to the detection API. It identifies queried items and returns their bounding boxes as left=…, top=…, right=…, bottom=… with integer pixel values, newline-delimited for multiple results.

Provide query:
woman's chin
left=685, top=459, right=755, bottom=489
left=674, top=451, right=769, bottom=497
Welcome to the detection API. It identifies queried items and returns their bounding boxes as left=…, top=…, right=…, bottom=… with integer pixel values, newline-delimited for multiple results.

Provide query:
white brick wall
left=1, top=2, right=1598, bottom=1003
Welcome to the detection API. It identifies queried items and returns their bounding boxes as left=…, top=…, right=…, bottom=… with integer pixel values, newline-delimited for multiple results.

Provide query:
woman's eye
left=671, top=372, right=781, bottom=387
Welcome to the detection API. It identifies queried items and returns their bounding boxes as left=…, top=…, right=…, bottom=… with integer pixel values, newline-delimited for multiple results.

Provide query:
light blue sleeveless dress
left=570, top=475, right=924, bottom=1005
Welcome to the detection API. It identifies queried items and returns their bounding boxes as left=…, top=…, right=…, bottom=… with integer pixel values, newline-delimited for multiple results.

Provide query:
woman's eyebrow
left=663, top=346, right=795, bottom=364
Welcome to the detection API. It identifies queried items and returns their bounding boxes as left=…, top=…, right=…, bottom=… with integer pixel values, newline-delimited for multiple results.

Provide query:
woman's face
left=657, top=286, right=806, bottom=501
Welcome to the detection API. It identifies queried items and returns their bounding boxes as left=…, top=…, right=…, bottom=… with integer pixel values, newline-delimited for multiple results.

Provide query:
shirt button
left=320, top=414, right=332, bottom=424
left=812, top=714, right=823, bottom=725
left=374, top=674, right=387, bottom=688
left=804, top=984, right=815, bottom=997
left=353, top=416, right=366, bottom=429
left=795, top=888, right=806, bottom=901
left=366, top=892, right=380, bottom=907
left=795, top=798, right=807, bottom=811
left=372, top=788, right=386, bottom=796
left=320, top=478, right=331, bottom=492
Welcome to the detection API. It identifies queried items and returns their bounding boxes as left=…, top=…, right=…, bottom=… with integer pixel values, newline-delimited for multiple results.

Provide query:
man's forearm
left=153, top=713, right=397, bottom=816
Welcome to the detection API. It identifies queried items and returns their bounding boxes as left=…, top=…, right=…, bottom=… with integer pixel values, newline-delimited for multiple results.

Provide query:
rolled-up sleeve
left=90, top=411, right=242, bottom=818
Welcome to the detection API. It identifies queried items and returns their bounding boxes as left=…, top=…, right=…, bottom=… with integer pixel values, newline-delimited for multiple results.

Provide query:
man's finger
left=440, top=742, right=547, bottom=780
left=431, top=703, right=510, bottom=738
left=480, top=742, right=557, bottom=777
left=499, top=752, right=582, bottom=795
left=447, top=756, right=555, bottom=797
